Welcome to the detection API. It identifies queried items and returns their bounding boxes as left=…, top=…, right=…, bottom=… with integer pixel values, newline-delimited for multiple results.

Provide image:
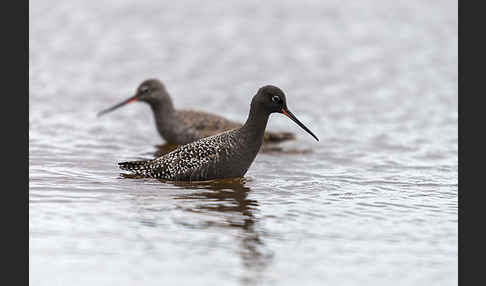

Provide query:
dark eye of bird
left=271, top=96, right=281, bottom=104
left=141, top=87, right=149, bottom=93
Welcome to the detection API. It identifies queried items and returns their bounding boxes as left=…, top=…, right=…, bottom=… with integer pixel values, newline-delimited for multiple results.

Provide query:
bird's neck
left=149, top=94, right=176, bottom=120
left=241, top=105, right=270, bottom=144
left=148, top=94, right=178, bottom=142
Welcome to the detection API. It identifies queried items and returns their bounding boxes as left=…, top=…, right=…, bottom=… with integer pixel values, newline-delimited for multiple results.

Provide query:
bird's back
left=178, top=109, right=241, bottom=135
left=119, top=129, right=256, bottom=181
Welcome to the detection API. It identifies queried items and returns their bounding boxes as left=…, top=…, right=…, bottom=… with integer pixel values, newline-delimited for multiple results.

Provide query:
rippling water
left=29, top=0, right=458, bottom=285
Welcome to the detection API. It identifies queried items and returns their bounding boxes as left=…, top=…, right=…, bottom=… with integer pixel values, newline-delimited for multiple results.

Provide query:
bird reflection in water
left=172, top=178, right=273, bottom=285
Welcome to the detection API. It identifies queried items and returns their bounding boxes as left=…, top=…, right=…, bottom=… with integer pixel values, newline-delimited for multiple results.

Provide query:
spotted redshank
left=97, top=79, right=295, bottom=145
left=118, top=85, right=318, bottom=181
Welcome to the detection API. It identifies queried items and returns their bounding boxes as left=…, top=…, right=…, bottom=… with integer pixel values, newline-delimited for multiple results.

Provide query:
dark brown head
left=97, top=79, right=171, bottom=117
left=252, top=85, right=319, bottom=141
left=134, top=79, right=169, bottom=104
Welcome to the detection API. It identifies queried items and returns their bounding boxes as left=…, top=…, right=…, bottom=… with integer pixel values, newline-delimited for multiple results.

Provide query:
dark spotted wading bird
left=118, top=85, right=319, bottom=181
left=97, top=79, right=295, bottom=145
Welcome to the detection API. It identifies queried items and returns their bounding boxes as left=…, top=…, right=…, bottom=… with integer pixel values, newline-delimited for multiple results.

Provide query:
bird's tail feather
left=118, top=159, right=153, bottom=171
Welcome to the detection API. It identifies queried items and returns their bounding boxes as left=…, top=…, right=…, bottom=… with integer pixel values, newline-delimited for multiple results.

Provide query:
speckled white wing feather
left=119, top=132, right=231, bottom=180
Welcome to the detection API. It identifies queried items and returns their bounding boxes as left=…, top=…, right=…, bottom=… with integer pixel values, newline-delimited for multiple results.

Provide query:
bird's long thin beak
left=97, top=95, right=138, bottom=117
left=282, top=108, right=319, bottom=141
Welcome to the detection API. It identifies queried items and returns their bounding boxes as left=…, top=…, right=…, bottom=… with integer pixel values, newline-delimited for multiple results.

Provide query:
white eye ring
left=272, top=96, right=280, bottom=103
left=141, top=86, right=150, bottom=93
